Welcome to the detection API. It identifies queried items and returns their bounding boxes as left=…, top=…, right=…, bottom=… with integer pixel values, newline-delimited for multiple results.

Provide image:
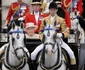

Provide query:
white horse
left=70, top=12, right=84, bottom=44
left=37, top=27, right=68, bottom=70
left=2, top=22, right=30, bottom=70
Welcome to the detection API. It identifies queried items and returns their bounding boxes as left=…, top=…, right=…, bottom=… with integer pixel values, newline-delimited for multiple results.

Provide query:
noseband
left=44, top=42, right=55, bottom=49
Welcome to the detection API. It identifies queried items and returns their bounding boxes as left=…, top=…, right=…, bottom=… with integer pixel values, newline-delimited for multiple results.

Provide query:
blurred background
left=0, top=0, right=32, bottom=29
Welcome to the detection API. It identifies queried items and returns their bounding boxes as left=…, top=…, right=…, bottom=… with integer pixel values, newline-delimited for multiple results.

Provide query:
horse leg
left=2, top=64, right=9, bottom=70
left=21, top=63, right=29, bottom=70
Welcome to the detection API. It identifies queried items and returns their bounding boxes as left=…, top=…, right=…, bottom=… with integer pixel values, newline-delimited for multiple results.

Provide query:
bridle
left=43, top=28, right=57, bottom=53
left=44, top=42, right=57, bottom=54
left=9, top=30, right=25, bottom=60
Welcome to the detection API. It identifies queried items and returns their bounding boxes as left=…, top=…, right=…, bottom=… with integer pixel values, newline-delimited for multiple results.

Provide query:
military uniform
left=6, top=2, right=30, bottom=25
left=41, top=0, right=53, bottom=13
left=31, top=14, right=76, bottom=65
left=62, top=0, right=83, bottom=15
left=72, top=0, right=83, bottom=15
left=40, top=14, right=70, bottom=38
left=62, top=0, right=72, bottom=9
left=25, top=0, right=49, bottom=33
left=53, top=0, right=71, bottom=28
left=64, top=9, right=71, bottom=28
left=31, top=3, right=76, bottom=68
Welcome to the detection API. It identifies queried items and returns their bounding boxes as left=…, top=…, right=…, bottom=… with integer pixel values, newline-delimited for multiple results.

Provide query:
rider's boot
left=70, top=58, right=77, bottom=70
left=70, top=64, right=77, bottom=70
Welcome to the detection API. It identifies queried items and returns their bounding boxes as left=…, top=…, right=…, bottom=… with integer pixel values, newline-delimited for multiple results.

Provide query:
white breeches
left=59, top=39, right=75, bottom=59
left=31, top=44, right=44, bottom=60
left=31, top=38, right=75, bottom=60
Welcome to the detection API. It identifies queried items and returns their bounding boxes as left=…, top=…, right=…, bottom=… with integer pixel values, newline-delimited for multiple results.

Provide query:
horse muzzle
left=15, top=47, right=25, bottom=58
left=46, top=48, right=53, bottom=55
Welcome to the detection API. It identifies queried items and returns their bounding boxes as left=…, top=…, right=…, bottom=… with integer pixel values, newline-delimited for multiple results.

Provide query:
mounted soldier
left=5, top=0, right=30, bottom=31
left=25, top=0, right=49, bottom=33
left=31, top=2, right=77, bottom=70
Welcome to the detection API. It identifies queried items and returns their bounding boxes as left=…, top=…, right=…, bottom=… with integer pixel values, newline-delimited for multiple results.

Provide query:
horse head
left=39, top=26, right=64, bottom=70
left=37, top=22, right=67, bottom=70
left=42, top=26, right=57, bottom=55
left=8, top=20, right=26, bottom=59
left=70, top=12, right=79, bottom=30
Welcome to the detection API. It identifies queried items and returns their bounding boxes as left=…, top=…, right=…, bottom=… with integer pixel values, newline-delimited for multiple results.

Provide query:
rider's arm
left=6, top=4, right=13, bottom=26
left=58, top=17, right=70, bottom=38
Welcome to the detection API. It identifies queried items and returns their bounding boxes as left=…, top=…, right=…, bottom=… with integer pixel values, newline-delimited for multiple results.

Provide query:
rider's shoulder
left=56, top=15, right=65, bottom=23
left=57, top=15, right=65, bottom=20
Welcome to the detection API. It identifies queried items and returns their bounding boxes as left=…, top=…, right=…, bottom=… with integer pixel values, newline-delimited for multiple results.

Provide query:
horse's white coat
left=2, top=26, right=29, bottom=70
left=37, top=28, right=67, bottom=70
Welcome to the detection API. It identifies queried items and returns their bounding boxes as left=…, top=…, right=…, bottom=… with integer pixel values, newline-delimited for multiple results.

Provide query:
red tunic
left=62, top=0, right=83, bottom=15
left=72, top=0, right=83, bottom=15
left=25, top=12, right=49, bottom=33
left=6, top=2, right=30, bottom=25
left=62, top=0, right=72, bottom=9
left=64, top=9, right=71, bottom=28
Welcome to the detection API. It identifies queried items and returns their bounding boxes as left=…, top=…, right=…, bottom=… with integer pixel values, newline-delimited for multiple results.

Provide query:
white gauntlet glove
left=57, top=33, right=64, bottom=38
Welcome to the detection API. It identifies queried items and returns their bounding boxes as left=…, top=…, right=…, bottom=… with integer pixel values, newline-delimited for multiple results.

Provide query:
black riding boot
left=70, top=64, right=77, bottom=70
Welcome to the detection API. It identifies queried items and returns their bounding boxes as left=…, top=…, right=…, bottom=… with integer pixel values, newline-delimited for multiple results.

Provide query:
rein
left=40, top=42, right=62, bottom=70
left=4, top=30, right=27, bottom=70
left=4, top=44, right=26, bottom=70
left=12, top=43, right=25, bottom=61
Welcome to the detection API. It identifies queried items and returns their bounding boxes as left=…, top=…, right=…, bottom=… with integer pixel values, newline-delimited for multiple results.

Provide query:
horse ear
left=20, top=22, right=24, bottom=29
left=43, top=20, right=46, bottom=26
left=11, top=21, right=15, bottom=29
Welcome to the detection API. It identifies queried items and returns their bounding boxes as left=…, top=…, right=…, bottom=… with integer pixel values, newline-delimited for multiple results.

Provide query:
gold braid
left=63, top=0, right=72, bottom=8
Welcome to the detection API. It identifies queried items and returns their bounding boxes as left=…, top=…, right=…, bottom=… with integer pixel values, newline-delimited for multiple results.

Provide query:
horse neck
left=44, top=44, right=58, bottom=67
left=7, top=40, right=21, bottom=66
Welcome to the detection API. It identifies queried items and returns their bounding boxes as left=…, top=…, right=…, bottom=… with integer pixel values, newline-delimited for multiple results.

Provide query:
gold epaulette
left=12, top=3, right=20, bottom=10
